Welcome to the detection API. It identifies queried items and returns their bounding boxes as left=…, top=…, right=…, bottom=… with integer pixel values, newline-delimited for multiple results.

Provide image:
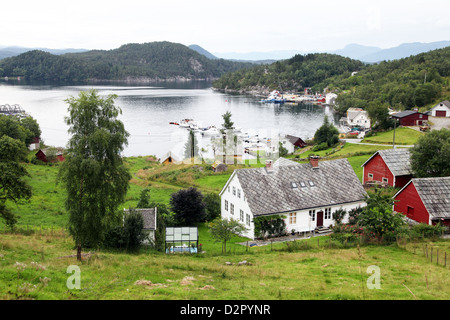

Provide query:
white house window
left=246, top=214, right=251, bottom=226
left=237, top=189, right=241, bottom=198
left=325, top=208, right=332, bottom=219
left=240, top=210, right=244, bottom=221
left=309, top=210, right=316, bottom=221
left=230, top=203, right=234, bottom=215
left=289, top=212, right=297, bottom=224
left=232, top=186, right=236, bottom=196
left=228, top=186, right=230, bottom=193
left=225, top=200, right=228, bottom=211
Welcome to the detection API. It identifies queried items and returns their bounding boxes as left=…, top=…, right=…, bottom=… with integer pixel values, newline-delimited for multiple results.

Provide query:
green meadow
left=1, top=137, right=449, bottom=300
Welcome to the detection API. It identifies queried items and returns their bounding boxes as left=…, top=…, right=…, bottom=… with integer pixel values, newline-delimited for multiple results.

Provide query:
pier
left=0, top=104, right=28, bottom=117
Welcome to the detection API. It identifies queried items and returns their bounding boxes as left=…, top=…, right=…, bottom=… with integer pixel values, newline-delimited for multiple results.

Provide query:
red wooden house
left=393, top=177, right=450, bottom=227
left=391, top=110, right=428, bottom=126
left=361, top=149, right=413, bottom=188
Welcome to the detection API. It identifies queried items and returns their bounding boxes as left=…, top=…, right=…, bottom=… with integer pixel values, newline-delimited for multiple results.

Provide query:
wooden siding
left=394, top=182, right=430, bottom=224
left=397, top=113, right=428, bottom=126
left=363, top=153, right=394, bottom=187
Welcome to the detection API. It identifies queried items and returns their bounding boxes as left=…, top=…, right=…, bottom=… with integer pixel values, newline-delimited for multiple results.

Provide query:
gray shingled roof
left=412, top=177, right=450, bottom=219
left=392, top=110, right=419, bottom=118
left=273, top=157, right=299, bottom=168
left=378, top=149, right=412, bottom=176
left=433, top=100, right=450, bottom=109
left=124, top=208, right=157, bottom=230
left=236, top=158, right=367, bottom=216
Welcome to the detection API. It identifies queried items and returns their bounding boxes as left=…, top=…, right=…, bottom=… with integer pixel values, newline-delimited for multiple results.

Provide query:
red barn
left=393, top=177, right=450, bottom=227
left=392, top=110, right=428, bottom=126
left=361, top=149, right=413, bottom=188
left=36, top=148, right=65, bottom=163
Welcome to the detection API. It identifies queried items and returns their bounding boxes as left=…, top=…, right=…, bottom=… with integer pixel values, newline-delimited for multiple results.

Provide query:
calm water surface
left=0, top=81, right=336, bottom=158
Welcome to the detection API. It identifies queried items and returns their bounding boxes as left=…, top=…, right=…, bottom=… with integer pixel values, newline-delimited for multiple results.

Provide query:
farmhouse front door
left=317, top=211, right=324, bottom=227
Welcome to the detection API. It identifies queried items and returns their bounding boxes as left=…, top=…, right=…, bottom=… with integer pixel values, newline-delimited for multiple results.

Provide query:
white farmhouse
left=325, top=93, right=338, bottom=105
left=346, top=107, right=371, bottom=129
left=219, top=157, right=367, bottom=239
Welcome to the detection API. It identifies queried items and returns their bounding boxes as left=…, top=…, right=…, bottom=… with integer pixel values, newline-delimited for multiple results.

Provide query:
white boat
left=179, top=119, right=195, bottom=128
left=201, top=125, right=220, bottom=136
left=261, top=90, right=285, bottom=104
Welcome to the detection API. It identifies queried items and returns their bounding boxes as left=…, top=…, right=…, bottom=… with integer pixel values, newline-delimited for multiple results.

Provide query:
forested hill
left=212, top=46, right=450, bottom=113
left=0, top=42, right=253, bottom=82
left=328, top=46, right=450, bottom=113
left=212, top=53, right=365, bottom=94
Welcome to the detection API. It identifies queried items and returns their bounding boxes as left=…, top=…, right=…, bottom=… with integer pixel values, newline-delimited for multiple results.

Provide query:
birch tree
left=58, top=90, right=130, bottom=261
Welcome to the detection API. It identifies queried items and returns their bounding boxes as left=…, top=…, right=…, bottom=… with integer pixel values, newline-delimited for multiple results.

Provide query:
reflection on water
left=0, top=81, right=336, bottom=158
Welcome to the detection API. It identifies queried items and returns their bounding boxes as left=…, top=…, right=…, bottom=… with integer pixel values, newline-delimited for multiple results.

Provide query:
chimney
left=265, top=160, right=274, bottom=173
left=309, top=156, right=319, bottom=169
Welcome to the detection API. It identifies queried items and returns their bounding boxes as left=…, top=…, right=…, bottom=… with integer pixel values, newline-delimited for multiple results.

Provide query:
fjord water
left=0, top=81, right=335, bottom=158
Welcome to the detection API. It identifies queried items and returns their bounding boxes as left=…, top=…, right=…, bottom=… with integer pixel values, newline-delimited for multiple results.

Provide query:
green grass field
left=362, top=127, right=424, bottom=145
left=1, top=231, right=449, bottom=300
left=1, top=142, right=449, bottom=300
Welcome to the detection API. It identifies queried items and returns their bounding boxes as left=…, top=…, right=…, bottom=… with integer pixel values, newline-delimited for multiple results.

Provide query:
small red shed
left=361, top=149, right=413, bottom=188
left=285, top=135, right=307, bottom=148
left=391, top=110, right=428, bottom=126
left=36, top=148, right=65, bottom=163
left=393, top=177, right=450, bottom=227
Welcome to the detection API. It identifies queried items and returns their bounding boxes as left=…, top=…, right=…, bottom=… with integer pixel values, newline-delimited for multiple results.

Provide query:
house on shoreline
left=219, top=157, right=367, bottom=239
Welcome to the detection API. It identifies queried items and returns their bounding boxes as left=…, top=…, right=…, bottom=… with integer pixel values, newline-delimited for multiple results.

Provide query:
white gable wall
left=220, top=173, right=255, bottom=239
left=431, top=103, right=450, bottom=117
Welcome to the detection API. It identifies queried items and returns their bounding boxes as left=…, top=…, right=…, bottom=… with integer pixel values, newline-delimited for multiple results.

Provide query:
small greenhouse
left=165, top=227, right=199, bottom=254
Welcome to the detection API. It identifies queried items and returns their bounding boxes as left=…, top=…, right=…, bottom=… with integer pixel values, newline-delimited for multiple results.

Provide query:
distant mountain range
left=2, top=41, right=449, bottom=64
left=212, top=41, right=450, bottom=63
left=0, top=46, right=88, bottom=60
left=332, top=41, right=450, bottom=63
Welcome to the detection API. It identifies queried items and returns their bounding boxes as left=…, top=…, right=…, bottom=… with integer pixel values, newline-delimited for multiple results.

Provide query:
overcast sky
left=1, top=0, right=449, bottom=53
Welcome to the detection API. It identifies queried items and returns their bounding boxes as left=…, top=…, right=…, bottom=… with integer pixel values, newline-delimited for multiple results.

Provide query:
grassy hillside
left=2, top=143, right=449, bottom=301
left=1, top=231, right=449, bottom=300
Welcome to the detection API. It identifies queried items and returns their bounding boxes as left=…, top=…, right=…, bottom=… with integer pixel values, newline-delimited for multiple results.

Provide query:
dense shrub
left=253, top=215, right=287, bottom=239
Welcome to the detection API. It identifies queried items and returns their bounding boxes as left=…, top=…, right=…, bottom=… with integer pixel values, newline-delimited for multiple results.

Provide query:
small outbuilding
left=393, top=176, right=450, bottom=227
left=165, top=226, right=199, bottom=253
left=160, top=151, right=181, bottom=165
left=391, top=110, right=428, bottom=126
left=123, top=208, right=157, bottom=244
left=361, top=149, right=413, bottom=188
left=29, top=137, right=40, bottom=151
left=430, top=100, right=450, bottom=118
left=35, top=148, right=65, bottom=163
left=212, top=160, right=228, bottom=173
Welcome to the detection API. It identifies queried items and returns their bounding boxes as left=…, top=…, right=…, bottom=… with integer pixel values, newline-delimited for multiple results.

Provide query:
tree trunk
left=77, top=244, right=82, bottom=261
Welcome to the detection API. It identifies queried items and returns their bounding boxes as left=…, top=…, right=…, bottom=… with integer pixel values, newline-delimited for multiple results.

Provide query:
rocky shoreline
left=211, top=85, right=271, bottom=98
